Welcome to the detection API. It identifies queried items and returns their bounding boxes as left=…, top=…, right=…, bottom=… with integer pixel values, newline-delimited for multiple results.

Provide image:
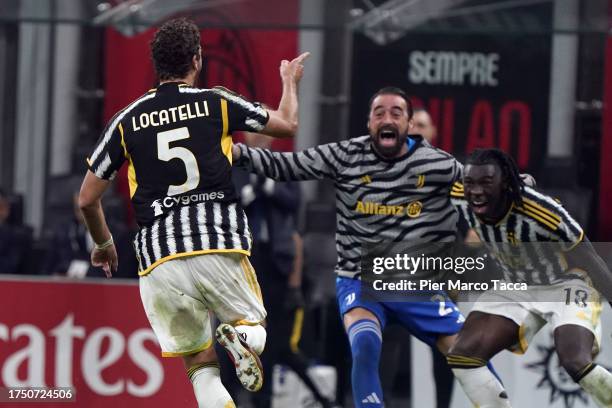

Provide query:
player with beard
left=231, top=87, right=507, bottom=407
left=449, top=148, right=612, bottom=407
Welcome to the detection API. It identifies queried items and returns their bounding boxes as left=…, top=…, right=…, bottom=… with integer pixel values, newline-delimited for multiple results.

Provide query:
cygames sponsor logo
left=151, top=191, right=225, bottom=216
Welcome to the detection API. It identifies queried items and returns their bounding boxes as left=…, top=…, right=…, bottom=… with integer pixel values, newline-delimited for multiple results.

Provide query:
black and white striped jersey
left=87, top=82, right=269, bottom=275
left=237, top=135, right=462, bottom=279
left=451, top=183, right=584, bottom=285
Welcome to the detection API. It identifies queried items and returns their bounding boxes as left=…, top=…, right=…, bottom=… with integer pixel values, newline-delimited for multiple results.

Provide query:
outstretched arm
left=233, top=141, right=345, bottom=182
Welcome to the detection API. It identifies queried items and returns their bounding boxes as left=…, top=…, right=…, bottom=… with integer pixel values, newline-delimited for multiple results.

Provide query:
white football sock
left=579, top=365, right=612, bottom=407
left=189, top=364, right=235, bottom=408
left=235, top=324, right=266, bottom=355
left=452, top=366, right=512, bottom=408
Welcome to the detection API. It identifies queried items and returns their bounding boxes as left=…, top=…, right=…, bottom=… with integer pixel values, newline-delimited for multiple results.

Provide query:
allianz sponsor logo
left=354, top=200, right=422, bottom=218
left=151, top=191, right=225, bottom=216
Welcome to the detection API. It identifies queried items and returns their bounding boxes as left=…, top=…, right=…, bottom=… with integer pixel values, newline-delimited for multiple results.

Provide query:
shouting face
left=463, top=163, right=510, bottom=224
left=368, top=94, right=412, bottom=159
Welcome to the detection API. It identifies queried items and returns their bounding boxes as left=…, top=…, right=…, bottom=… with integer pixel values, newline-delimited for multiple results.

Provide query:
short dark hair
left=368, top=86, right=414, bottom=118
left=151, top=18, right=201, bottom=81
left=466, top=148, right=525, bottom=206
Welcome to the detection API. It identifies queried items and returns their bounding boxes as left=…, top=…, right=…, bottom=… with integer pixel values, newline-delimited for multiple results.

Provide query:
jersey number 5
left=157, top=127, right=201, bottom=196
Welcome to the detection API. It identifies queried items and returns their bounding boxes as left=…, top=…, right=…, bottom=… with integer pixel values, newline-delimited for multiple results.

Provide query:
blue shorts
left=336, top=276, right=464, bottom=346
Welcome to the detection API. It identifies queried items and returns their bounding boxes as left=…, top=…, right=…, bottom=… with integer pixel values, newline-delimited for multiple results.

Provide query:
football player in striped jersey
left=79, top=18, right=309, bottom=408
left=233, top=87, right=506, bottom=407
left=448, top=148, right=612, bottom=407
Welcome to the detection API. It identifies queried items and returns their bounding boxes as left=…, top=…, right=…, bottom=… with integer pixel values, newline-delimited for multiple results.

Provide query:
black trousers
left=250, top=243, right=332, bottom=408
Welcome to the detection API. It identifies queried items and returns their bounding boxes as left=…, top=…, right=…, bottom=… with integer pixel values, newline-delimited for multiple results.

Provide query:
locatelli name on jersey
left=151, top=190, right=225, bottom=217
left=132, top=100, right=210, bottom=131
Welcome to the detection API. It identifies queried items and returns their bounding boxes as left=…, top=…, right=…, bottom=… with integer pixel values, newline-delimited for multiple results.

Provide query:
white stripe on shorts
left=181, top=206, right=193, bottom=252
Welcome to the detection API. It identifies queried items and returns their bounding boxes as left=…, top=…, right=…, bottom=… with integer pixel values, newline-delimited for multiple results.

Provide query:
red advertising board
left=0, top=277, right=195, bottom=407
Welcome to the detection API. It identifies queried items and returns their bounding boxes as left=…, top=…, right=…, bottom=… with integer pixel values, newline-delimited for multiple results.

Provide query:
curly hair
left=466, top=148, right=525, bottom=206
left=150, top=18, right=201, bottom=81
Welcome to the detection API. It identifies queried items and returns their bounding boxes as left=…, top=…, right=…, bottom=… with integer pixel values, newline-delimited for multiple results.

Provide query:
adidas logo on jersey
left=362, top=392, right=381, bottom=404
left=415, top=174, right=425, bottom=188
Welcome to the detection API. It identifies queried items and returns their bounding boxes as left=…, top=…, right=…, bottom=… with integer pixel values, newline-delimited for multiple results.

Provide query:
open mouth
left=469, top=199, right=489, bottom=215
left=378, top=129, right=398, bottom=147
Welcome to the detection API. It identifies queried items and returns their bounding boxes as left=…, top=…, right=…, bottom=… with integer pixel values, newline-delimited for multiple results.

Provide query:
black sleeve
left=211, top=86, right=269, bottom=132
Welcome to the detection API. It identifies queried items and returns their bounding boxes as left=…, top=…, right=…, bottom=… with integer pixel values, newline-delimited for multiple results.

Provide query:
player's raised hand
left=91, top=244, right=118, bottom=278
left=280, top=52, right=310, bottom=84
